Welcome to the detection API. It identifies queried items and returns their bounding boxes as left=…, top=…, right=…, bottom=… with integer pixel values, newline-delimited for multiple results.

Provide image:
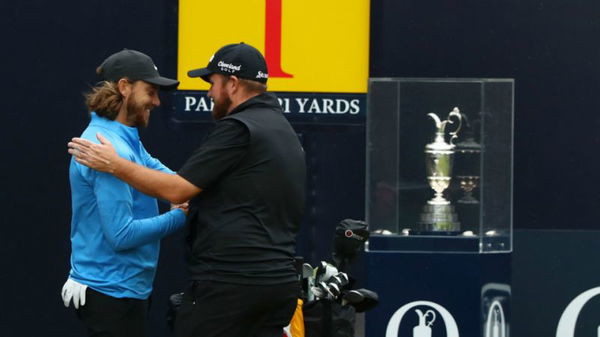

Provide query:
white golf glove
left=61, top=278, right=88, bottom=309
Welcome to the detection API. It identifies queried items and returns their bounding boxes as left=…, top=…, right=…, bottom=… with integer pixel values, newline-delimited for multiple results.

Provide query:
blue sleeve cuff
left=170, top=208, right=187, bottom=226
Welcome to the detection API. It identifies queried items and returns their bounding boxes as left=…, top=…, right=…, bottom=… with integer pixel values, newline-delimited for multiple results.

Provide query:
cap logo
left=345, top=229, right=365, bottom=241
left=217, top=60, right=241, bottom=73
left=256, top=71, right=269, bottom=79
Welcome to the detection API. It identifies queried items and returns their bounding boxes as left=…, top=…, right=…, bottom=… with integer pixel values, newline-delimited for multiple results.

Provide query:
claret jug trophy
left=418, top=107, right=462, bottom=233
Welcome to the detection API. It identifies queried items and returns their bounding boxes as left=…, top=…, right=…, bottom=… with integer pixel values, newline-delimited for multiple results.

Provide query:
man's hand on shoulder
left=69, top=133, right=119, bottom=173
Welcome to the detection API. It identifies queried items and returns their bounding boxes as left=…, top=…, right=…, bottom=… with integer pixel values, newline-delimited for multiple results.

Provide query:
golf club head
left=343, top=288, right=379, bottom=312
left=315, top=261, right=338, bottom=283
left=302, top=263, right=313, bottom=279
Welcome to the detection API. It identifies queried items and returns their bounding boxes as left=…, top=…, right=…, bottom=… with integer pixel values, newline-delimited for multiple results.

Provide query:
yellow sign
left=178, top=0, right=370, bottom=93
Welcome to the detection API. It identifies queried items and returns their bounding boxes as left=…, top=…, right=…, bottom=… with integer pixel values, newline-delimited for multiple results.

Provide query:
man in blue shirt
left=61, top=49, right=187, bottom=337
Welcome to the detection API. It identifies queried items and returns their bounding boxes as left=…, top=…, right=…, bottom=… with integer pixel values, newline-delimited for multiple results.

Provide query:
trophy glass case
left=366, top=78, right=513, bottom=253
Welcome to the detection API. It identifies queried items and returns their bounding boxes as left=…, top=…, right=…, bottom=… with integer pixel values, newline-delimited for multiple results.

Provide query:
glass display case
left=366, top=78, right=513, bottom=253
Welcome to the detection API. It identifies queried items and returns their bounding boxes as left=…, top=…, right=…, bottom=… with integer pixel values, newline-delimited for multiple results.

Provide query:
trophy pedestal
left=417, top=204, right=461, bottom=234
left=365, top=248, right=511, bottom=337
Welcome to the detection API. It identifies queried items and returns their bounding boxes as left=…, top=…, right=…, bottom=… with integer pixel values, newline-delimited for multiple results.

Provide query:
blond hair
left=84, top=81, right=124, bottom=120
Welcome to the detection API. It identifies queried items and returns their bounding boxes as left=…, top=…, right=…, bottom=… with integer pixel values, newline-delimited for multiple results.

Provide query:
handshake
left=171, top=202, right=190, bottom=216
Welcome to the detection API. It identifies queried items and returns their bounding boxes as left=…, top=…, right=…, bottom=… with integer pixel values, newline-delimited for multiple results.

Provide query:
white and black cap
left=187, top=43, right=269, bottom=84
left=97, top=49, right=179, bottom=90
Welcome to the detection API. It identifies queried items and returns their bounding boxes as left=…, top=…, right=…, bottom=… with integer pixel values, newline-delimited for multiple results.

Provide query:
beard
left=211, top=93, right=233, bottom=120
left=126, top=95, right=151, bottom=128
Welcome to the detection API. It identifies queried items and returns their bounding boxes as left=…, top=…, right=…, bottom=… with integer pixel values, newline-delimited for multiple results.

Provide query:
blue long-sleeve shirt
left=68, top=112, right=186, bottom=299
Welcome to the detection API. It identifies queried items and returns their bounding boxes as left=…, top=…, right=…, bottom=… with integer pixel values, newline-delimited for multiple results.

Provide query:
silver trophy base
left=418, top=204, right=461, bottom=232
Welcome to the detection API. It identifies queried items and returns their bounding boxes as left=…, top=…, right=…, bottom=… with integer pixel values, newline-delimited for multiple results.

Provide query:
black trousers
left=174, top=280, right=300, bottom=337
left=76, top=288, right=149, bottom=337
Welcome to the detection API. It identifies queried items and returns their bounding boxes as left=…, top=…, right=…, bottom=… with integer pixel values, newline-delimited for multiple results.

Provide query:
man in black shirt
left=68, top=43, right=306, bottom=337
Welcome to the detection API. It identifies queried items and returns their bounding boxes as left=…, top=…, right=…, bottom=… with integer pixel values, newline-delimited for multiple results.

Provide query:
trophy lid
left=456, top=137, right=481, bottom=152
left=456, top=114, right=481, bottom=152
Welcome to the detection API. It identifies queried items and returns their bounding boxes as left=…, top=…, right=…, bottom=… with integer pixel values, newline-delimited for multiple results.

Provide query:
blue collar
left=89, top=112, right=140, bottom=144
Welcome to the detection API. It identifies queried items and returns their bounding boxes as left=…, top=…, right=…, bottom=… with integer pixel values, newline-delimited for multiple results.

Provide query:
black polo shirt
left=178, top=93, right=306, bottom=285
left=178, top=119, right=250, bottom=189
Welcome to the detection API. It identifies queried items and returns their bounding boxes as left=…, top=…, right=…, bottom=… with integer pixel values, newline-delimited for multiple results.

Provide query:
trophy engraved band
left=418, top=107, right=462, bottom=232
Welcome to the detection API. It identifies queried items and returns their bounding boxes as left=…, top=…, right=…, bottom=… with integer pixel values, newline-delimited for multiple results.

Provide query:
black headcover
left=332, top=219, right=369, bottom=271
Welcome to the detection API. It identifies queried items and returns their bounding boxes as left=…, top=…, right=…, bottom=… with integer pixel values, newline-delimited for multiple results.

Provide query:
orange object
left=283, top=299, right=305, bottom=337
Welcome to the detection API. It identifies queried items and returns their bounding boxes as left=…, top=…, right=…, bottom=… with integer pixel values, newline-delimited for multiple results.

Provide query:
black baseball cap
left=97, top=49, right=179, bottom=89
left=187, top=43, right=269, bottom=84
